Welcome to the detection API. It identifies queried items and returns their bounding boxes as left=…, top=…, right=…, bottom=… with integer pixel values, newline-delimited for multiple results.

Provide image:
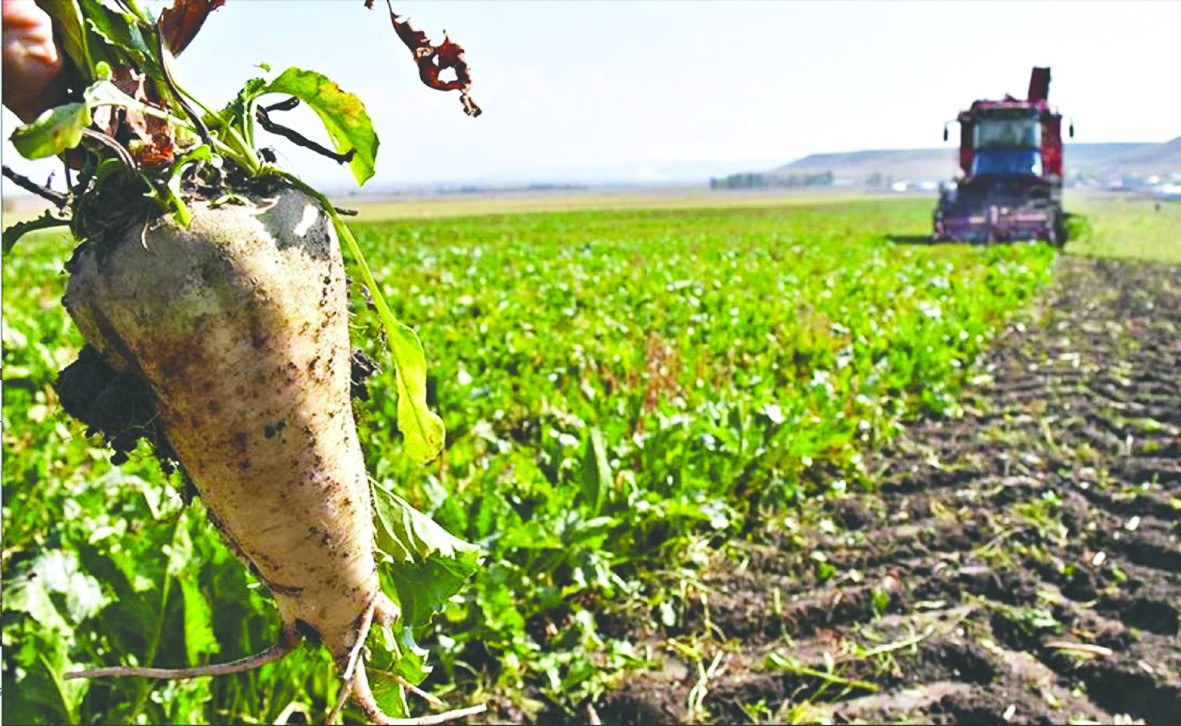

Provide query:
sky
left=3, top=0, right=1181, bottom=189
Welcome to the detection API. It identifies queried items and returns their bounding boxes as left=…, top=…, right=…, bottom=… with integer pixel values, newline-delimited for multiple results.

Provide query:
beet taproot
left=62, top=186, right=412, bottom=718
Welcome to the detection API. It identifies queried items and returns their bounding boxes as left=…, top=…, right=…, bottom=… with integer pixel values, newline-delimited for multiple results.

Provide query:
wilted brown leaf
left=92, top=66, right=175, bottom=167
left=372, top=0, right=481, bottom=117
left=159, top=0, right=227, bottom=56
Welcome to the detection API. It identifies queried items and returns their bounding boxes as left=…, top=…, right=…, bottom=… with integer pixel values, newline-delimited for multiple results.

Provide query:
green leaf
left=370, top=480, right=480, bottom=628
left=113, top=0, right=154, bottom=24
left=368, top=666, right=412, bottom=719
left=5, top=550, right=110, bottom=627
left=37, top=0, right=95, bottom=82
left=218, top=76, right=268, bottom=148
left=388, top=322, right=446, bottom=464
left=83, top=77, right=155, bottom=115
left=1, top=553, right=99, bottom=722
left=94, top=156, right=127, bottom=184
left=580, top=428, right=611, bottom=515
left=179, top=573, right=218, bottom=666
left=10, top=103, right=91, bottom=159
left=14, top=652, right=88, bottom=724
left=2, top=211, right=70, bottom=254
left=363, top=623, right=428, bottom=716
left=80, top=0, right=157, bottom=76
left=5, top=573, right=71, bottom=635
left=162, top=144, right=213, bottom=227
left=262, top=67, right=379, bottom=186
left=323, top=207, right=445, bottom=463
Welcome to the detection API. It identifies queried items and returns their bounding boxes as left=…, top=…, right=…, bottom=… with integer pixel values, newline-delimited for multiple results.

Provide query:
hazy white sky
left=3, top=1, right=1180, bottom=188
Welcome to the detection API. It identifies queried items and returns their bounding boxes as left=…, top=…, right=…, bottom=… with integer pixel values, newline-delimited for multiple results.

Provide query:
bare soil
left=595, top=255, right=1181, bottom=724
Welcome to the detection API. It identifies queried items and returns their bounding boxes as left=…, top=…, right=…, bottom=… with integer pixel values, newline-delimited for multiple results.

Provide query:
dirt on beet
left=590, top=254, right=1181, bottom=725
left=54, top=342, right=378, bottom=476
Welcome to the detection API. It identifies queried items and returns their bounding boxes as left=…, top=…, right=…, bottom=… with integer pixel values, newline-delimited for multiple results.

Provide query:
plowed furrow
left=596, top=254, right=1181, bottom=725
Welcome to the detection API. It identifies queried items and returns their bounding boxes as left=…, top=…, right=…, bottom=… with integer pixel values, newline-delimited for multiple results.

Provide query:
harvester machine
left=933, top=67, right=1072, bottom=246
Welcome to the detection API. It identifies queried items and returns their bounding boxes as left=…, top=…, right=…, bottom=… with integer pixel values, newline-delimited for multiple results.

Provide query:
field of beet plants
left=3, top=197, right=1057, bottom=723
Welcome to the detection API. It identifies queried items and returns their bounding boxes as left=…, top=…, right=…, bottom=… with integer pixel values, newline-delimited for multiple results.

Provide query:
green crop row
left=2, top=198, right=1054, bottom=723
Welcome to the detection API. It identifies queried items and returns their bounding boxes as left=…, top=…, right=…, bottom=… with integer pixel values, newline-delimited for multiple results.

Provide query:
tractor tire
left=1046, top=216, right=1067, bottom=248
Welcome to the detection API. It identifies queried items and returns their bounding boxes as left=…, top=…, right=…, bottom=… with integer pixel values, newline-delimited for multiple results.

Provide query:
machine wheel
left=1046, top=215, right=1066, bottom=248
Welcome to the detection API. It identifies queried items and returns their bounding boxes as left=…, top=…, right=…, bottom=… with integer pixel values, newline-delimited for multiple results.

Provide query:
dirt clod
left=55, top=344, right=183, bottom=472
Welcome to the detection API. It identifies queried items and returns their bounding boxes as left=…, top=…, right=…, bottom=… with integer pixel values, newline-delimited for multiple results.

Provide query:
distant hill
left=751, top=136, right=1181, bottom=184
left=1098, top=135, right=1181, bottom=174
left=772, top=148, right=958, bottom=183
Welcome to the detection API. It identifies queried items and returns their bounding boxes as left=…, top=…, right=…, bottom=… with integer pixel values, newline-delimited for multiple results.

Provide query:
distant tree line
left=710, top=170, right=834, bottom=190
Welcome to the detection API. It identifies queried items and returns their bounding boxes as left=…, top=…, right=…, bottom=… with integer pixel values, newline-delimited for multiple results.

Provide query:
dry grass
left=334, top=188, right=898, bottom=222
left=4, top=188, right=899, bottom=229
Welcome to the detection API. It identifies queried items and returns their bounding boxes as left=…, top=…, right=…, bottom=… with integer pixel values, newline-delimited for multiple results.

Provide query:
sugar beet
left=64, top=187, right=398, bottom=666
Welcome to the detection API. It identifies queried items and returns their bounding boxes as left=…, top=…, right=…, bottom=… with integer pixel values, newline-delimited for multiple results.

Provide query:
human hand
left=3, top=0, right=68, bottom=122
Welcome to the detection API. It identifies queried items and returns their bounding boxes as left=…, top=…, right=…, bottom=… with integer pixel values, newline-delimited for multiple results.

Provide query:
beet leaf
left=370, top=479, right=481, bottom=629
left=262, top=68, right=379, bottom=186
left=9, top=103, right=92, bottom=159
